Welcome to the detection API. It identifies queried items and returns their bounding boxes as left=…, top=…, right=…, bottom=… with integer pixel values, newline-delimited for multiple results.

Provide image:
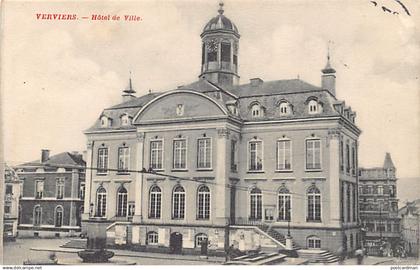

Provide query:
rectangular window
left=4, top=204, right=11, bottom=214
left=378, top=185, right=383, bottom=195
left=352, top=184, right=357, bottom=222
left=173, top=139, right=187, bottom=169
left=306, top=139, right=321, bottom=170
left=230, top=140, right=237, bottom=172
left=347, top=185, right=351, bottom=222
left=277, top=140, right=292, bottom=171
left=147, top=233, right=158, bottom=245
left=97, top=148, right=108, bottom=174
left=346, top=144, right=350, bottom=174
left=118, top=147, right=130, bottom=173
left=351, top=145, right=356, bottom=175
left=201, top=43, right=205, bottom=65
left=56, top=178, right=65, bottom=199
left=207, top=50, right=217, bottom=62
left=197, top=138, right=212, bottom=169
left=5, top=185, right=13, bottom=195
left=150, top=140, right=163, bottom=170
left=249, top=141, right=263, bottom=171
left=221, top=42, right=231, bottom=62
left=35, top=181, right=44, bottom=199
left=128, top=203, right=135, bottom=217
left=340, top=141, right=344, bottom=172
left=79, top=183, right=85, bottom=200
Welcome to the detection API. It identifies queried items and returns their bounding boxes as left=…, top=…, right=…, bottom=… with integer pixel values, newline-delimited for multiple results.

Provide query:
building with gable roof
left=15, top=150, right=85, bottom=237
left=82, top=3, right=361, bottom=256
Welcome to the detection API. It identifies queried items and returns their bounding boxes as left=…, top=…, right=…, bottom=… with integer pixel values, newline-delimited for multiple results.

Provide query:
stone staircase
left=226, top=252, right=287, bottom=265
left=61, top=238, right=87, bottom=249
left=297, top=249, right=340, bottom=264
left=257, top=224, right=299, bottom=250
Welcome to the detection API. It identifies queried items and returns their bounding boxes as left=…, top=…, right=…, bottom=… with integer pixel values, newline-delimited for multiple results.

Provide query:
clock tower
left=199, top=2, right=240, bottom=86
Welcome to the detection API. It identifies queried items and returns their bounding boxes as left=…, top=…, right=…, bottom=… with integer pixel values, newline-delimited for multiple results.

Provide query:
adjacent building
left=359, top=153, right=400, bottom=255
left=15, top=150, right=85, bottom=237
left=82, top=3, right=361, bottom=255
left=399, top=199, right=419, bottom=258
left=3, top=164, right=22, bottom=240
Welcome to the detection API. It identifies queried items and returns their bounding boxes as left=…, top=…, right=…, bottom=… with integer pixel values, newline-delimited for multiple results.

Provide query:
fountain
left=77, top=221, right=115, bottom=263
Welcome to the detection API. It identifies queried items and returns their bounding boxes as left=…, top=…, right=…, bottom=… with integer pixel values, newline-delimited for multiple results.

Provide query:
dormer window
left=279, top=102, right=292, bottom=116
left=307, top=100, right=322, bottom=115
left=100, top=116, right=112, bottom=128
left=121, top=114, right=132, bottom=126
left=251, top=103, right=263, bottom=118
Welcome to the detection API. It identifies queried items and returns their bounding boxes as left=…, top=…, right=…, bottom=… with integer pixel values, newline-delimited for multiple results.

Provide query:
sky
left=1, top=0, right=419, bottom=186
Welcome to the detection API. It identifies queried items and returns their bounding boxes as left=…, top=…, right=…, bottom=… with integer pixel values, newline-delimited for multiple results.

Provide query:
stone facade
left=82, top=4, right=361, bottom=255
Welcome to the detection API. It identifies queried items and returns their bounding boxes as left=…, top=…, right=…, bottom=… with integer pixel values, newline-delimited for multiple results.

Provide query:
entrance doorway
left=170, top=232, right=183, bottom=254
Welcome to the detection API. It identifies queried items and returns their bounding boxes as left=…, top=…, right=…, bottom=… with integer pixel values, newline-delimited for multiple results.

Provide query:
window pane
left=221, top=43, right=231, bottom=62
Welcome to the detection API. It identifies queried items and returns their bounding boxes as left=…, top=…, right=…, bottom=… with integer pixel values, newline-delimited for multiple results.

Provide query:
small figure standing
left=355, top=247, right=364, bottom=265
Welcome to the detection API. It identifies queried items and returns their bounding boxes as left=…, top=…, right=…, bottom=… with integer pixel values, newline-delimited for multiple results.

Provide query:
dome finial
left=218, top=1, right=224, bottom=15
left=322, top=40, right=336, bottom=74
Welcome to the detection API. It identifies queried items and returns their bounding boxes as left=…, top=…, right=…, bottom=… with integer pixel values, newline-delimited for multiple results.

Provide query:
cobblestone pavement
left=3, top=238, right=219, bottom=265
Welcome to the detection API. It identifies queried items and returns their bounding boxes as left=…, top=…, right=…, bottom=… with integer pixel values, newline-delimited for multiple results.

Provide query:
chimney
left=41, top=149, right=50, bottom=163
left=250, top=78, right=263, bottom=87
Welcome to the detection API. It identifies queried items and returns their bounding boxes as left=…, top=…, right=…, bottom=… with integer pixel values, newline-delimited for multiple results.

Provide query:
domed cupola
left=199, top=2, right=240, bottom=86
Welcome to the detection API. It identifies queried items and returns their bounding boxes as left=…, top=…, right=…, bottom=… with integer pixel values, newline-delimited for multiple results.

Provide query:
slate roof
left=18, top=152, right=86, bottom=167
left=230, top=79, right=322, bottom=97
left=202, top=13, right=239, bottom=36
left=383, top=152, right=396, bottom=169
left=85, top=77, right=357, bottom=132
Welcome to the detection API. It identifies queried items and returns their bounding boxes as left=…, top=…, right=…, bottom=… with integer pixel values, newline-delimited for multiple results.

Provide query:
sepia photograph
left=0, top=0, right=419, bottom=267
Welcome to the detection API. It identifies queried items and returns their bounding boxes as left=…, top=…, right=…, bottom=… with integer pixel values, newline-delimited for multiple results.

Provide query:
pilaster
left=82, top=140, right=94, bottom=220
left=328, top=129, right=340, bottom=227
left=215, top=128, right=230, bottom=225
left=133, top=132, right=145, bottom=223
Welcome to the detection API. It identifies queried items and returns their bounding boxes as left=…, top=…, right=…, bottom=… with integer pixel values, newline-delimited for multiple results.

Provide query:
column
left=82, top=140, right=94, bottom=220
left=133, top=132, right=145, bottom=223
left=328, top=130, right=341, bottom=226
left=215, top=128, right=230, bottom=225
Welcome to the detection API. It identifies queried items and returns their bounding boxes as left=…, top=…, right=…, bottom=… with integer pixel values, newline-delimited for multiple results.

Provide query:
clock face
left=207, top=39, right=219, bottom=52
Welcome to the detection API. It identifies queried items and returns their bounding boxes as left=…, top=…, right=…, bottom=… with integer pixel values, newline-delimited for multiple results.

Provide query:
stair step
left=254, top=254, right=287, bottom=265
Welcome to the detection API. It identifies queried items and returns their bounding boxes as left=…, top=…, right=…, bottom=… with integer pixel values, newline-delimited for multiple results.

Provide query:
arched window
left=33, top=205, right=42, bottom=226
left=250, top=187, right=262, bottom=220
left=149, top=186, right=161, bottom=219
left=307, top=186, right=321, bottom=222
left=195, top=233, right=208, bottom=248
left=116, top=186, right=128, bottom=217
left=251, top=104, right=262, bottom=118
left=55, top=206, right=63, bottom=227
left=96, top=186, right=107, bottom=217
left=172, top=186, right=185, bottom=219
left=197, top=185, right=210, bottom=220
left=147, top=231, right=159, bottom=245
left=279, top=102, right=291, bottom=116
left=278, top=187, right=291, bottom=221
left=307, top=235, right=321, bottom=249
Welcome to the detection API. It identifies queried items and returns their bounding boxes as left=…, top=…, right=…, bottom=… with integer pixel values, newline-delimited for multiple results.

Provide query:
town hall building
left=82, top=3, right=361, bottom=257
